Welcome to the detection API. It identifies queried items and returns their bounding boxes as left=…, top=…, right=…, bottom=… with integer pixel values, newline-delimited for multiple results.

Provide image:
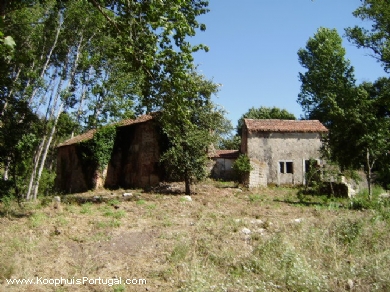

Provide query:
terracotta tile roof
left=210, top=150, right=240, bottom=159
left=57, top=114, right=154, bottom=148
left=244, top=119, right=328, bottom=133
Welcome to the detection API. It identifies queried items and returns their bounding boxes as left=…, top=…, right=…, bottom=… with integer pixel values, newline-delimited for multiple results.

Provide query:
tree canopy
left=298, top=25, right=390, bottom=197
left=0, top=0, right=221, bottom=199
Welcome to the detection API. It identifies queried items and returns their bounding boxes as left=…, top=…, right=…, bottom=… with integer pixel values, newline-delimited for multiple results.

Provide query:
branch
left=88, top=0, right=120, bottom=32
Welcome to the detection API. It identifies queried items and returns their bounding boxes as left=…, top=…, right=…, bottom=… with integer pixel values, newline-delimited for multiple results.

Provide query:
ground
left=1, top=181, right=389, bottom=291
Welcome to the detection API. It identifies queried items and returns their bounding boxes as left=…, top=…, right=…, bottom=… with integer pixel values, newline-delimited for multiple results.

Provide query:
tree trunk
left=31, top=103, right=64, bottom=200
left=28, top=13, right=61, bottom=105
left=366, top=148, right=376, bottom=201
left=184, top=172, right=191, bottom=195
left=25, top=137, right=46, bottom=200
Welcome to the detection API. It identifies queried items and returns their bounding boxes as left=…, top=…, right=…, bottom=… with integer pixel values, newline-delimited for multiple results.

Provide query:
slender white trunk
left=28, top=14, right=62, bottom=105
left=25, top=137, right=47, bottom=200
left=27, top=34, right=83, bottom=199
left=32, top=102, right=64, bottom=200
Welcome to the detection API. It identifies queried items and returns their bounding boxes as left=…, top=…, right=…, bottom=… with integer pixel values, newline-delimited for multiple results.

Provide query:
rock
left=250, top=219, right=264, bottom=225
left=52, top=196, right=62, bottom=212
left=347, top=279, right=353, bottom=290
left=379, top=192, right=390, bottom=199
left=241, top=227, right=251, bottom=235
left=182, top=195, right=192, bottom=202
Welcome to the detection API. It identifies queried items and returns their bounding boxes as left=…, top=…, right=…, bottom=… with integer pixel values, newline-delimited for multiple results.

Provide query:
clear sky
left=192, top=0, right=386, bottom=129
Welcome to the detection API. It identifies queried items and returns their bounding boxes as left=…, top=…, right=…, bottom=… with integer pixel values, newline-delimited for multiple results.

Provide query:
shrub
left=232, top=154, right=252, bottom=182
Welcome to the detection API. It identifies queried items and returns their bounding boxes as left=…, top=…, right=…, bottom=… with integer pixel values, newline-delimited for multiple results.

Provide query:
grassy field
left=1, top=181, right=390, bottom=292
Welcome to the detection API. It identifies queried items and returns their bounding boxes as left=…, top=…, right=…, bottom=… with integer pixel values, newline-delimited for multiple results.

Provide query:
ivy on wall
left=81, top=125, right=117, bottom=173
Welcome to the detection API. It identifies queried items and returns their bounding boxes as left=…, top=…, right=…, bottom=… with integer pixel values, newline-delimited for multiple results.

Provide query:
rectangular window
left=279, top=161, right=293, bottom=174
left=286, top=162, right=293, bottom=174
left=279, top=162, right=284, bottom=173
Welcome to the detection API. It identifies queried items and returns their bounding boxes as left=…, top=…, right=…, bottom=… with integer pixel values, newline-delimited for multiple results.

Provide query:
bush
left=232, top=154, right=252, bottom=182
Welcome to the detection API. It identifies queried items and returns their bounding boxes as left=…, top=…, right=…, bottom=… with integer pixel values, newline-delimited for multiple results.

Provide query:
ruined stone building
left=55, top=114, right=165, bottom=194
left=241, top=119, right=328, bottom=188
left=208, top=149, right=240, bottom=180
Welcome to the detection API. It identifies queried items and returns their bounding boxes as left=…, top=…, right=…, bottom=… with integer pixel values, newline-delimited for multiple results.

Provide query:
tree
left=297, top=27, right=390, bottom=199
left=297, top=27, right=356, bottom=125
left=159, top=72, right=229, bottom=195
left=0, top=0, right=214, bottom=199
left=345, top=0, right=390, bottom=72
left=236, top=106, right=296, bottom=136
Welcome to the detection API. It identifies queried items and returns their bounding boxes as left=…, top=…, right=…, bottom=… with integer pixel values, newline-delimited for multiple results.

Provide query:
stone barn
left=241, top=119, right=328, bottom=188
left=208, top=149, right=240, bottom=180
left=55, top=114, right=165, bottom=193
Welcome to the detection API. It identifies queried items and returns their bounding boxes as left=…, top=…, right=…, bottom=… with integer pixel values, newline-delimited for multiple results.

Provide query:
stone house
left=208, top=149, right=240, bottom=180
left=55, top=114, right=165, bottom=194
left=241, top=119, right=328, bottom=188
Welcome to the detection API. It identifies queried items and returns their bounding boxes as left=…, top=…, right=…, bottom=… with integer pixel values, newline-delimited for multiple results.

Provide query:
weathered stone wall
left=209, top=158, right=236, bottom=180
left=56, top=120, right=163, bottom=194
left=247, top=158, right=267, bottom=188
left=55, top=146, right=90, bottom=193
left=246, top=132, right=324, bottom=186
left=105, top=120, right=161, bottom=189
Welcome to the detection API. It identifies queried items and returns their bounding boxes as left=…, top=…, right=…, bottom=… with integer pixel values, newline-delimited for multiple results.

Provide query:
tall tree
left=298, top=27, right=390, bottom=198
left=159, top=72, right=228, bottom=195
left=297, top=27, right=356, bottom=125
left=1, top=0, right=214, bottom=199
left=346, top=0, right=390, bottom=72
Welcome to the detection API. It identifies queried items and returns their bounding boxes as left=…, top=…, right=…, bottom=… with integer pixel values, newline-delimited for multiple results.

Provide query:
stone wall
left=246, top=132, right=324, bottom=186
left=105, top=120, right=162, bottom=189
left=247, top=158, right=267, bottom=188
left=209, top=158, right=236, bottom=180
left=56, top=120, right=163, bottom=194
left=55, top=145, right=94, bottom=193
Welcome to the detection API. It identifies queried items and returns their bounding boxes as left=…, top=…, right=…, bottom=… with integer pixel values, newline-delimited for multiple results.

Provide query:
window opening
left=279, top=161, right=293, bottom=174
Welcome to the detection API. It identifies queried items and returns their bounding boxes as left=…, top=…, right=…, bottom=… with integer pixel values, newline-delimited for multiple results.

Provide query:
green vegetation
left=1, top=182, right=390, bottom=291
left=232, top=154, right=253, bottom=183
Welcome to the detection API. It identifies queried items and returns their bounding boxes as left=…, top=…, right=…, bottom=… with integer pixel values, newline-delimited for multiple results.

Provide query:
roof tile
left=57, top=114, right=154, bottom=148
left=244, top=119, right=328, bottom=133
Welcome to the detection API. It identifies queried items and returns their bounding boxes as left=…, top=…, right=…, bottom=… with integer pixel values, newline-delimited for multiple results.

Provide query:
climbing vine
left=81, top=125, right=117, bottom=173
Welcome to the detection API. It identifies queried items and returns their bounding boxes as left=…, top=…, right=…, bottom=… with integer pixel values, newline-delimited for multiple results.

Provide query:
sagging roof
left=244, top=119, right=328, bottom=133
left=210, top=150, right=240, bottom=159
left=57, top=114, right=154, bottom=148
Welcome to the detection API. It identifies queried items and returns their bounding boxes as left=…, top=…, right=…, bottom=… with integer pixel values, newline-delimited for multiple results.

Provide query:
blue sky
left=192, top=0, right=386, bottom=129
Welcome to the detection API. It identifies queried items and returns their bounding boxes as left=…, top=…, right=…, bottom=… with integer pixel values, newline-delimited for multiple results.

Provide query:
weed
left=169, top=242, right=190, bottom=263
left=0, top=194, right=15, bottom=216
left=113, top=284, right=126, bottom=292
left=80, top=202, right=93, bottom=214
left=95, top=219, right=121, bottom=228
left=136, top=199, right=146, bottom=205
left=107, top=199, right=120, bottom=206
left=29, top=212, right=47, bottom=228
left=248, top=193, right=262, bottom=203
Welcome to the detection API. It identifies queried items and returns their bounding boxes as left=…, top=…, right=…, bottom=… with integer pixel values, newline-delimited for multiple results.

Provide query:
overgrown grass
left=1, top=184, right=390, bottom=291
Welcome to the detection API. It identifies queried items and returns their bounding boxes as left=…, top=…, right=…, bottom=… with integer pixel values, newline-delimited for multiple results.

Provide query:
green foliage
left=236, top=106, right=296, bottom=136
left=350, top=185, right=389, bottom=211
left=218, top=135, right=241, bottom=150
left=159, top=72, right=229, bottom=194
left=232, top=154, right=252, bottom=182
left=81, top=125, right=116, bottom=173
left=297, top=27, right=390, bottom=196
left=297, top=27, right=356, bottom=125
left=346, top=0, right=390, bottom=72
left=1, top=0, right=211, bottom=199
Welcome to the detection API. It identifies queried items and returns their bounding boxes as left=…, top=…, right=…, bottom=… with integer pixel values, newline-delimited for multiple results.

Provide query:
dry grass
left=1, top=180, right=390, bottom=291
